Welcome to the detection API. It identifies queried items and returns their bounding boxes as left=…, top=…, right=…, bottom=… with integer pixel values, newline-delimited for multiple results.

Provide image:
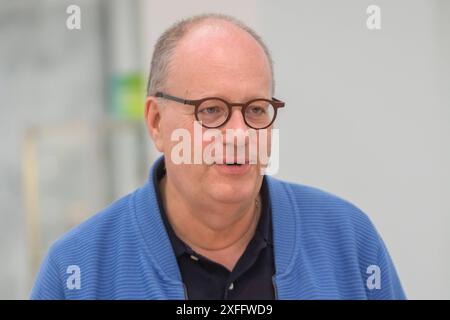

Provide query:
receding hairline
left=147, top=13, right=275, bottom=97
left=177, top=17, right=265, bottom=49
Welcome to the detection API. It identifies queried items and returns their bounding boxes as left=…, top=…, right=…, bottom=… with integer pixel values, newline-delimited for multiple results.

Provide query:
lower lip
left=214, top=163, right=251, bottom=175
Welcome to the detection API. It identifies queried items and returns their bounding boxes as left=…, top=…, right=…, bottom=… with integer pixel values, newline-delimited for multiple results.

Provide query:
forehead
left=167, top=20, right=272, bottom=99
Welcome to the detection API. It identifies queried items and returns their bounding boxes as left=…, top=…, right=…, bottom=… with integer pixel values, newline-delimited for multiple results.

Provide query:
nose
left=222, top=108, right=250, bottom=150
left=224, top=107, right=248, bottom=131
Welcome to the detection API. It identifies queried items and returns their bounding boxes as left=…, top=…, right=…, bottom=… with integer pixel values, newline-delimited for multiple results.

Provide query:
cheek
left=255, top=128, right=272, bottom=160
left=160, top=113, right=195, bottom=153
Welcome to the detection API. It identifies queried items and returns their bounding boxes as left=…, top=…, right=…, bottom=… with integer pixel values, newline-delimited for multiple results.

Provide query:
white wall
left=139, top=0, right=450, bottom=299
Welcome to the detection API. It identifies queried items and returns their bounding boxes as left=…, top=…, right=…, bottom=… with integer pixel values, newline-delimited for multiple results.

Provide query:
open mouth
left=214, top=161, right=251, bottom=175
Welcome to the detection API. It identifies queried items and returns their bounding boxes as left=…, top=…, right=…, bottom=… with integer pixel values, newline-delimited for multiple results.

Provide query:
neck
left=159, top=175, right=261, bottom=258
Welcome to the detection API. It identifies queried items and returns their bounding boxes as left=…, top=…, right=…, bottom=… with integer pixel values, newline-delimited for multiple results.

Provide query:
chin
left=206, top=175, right=260, bottom=204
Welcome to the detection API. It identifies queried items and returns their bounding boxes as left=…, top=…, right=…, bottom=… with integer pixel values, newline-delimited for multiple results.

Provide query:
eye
left=248, top=105, right=266, bottom=115
left=199, top=106, right=222, bottom=114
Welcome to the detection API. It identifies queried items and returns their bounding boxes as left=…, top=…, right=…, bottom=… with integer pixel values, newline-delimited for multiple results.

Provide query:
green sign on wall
left=110, top=72, right=145, bottom=120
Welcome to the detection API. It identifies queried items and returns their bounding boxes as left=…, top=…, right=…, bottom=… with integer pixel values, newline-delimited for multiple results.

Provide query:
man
left=31, top=13, right=405, bottom=299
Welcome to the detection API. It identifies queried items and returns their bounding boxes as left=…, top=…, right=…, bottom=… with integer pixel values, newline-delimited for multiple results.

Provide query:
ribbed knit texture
left=30, top=156, right=405, bottom=299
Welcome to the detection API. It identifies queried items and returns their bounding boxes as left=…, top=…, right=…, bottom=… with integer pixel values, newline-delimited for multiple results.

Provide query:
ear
left=144, top=96, right=164, bottom=152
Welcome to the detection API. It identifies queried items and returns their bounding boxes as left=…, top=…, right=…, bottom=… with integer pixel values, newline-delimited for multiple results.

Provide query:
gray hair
left=146, top=13, right=275, bottom=97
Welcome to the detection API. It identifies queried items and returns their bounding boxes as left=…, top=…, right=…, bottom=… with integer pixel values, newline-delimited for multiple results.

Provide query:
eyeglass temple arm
left=272, top=97, right=285, bottom=108
left=155, top=92, right=197, bottom=105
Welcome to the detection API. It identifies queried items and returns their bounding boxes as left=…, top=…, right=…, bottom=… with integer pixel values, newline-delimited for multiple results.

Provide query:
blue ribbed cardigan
left=31, top=157, right=405, bottom=299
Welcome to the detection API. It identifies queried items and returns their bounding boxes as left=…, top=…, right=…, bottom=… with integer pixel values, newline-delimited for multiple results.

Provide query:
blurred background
left=0, top=0, right=449, bottom=299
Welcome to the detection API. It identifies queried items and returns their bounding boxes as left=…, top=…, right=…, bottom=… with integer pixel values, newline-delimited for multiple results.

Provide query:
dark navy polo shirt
left=153, top=160, right=275, bottom=300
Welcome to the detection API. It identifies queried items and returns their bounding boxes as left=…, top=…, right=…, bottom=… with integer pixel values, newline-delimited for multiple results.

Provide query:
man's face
left=156, top=22, right=272, bottom=208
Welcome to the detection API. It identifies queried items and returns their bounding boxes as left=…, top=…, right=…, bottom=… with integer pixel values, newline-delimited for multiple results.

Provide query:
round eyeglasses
left=155, top=92, right=285, bottom=129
